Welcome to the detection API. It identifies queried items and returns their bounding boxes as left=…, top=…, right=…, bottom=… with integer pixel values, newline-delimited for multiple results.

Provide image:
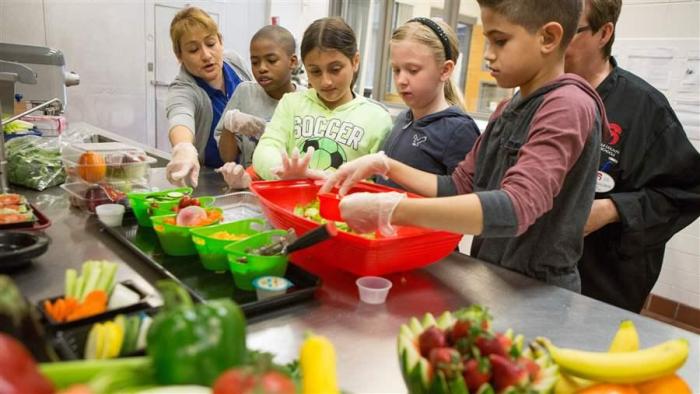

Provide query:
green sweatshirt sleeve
left=252, top=94, right=295, bottom=180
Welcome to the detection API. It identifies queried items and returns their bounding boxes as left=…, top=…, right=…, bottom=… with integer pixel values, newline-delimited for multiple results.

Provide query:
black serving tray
left=38, top=280, right=153, bottom=331
left=52, top=308, right=159, bottom=361
left=100, top=213, right=321, bottom=317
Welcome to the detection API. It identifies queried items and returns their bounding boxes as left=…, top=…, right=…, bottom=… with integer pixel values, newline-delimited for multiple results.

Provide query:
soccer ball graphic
left=300, top=138, right=347, bottom=170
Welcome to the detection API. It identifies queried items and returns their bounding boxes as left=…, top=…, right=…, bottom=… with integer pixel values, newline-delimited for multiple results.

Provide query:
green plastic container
left=190, top=218, right=268, bottom=271
left=151, top=207, right=223, bottom=256
left=127, top=187, right=192, bottom=227
left=225, top=230, right=289, bottom=291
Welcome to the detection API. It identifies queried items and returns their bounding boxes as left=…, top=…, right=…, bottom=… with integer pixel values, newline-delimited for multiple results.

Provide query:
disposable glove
left=222, top=109, right=266, bottom=138
left=319, top=151, right=390, bottom=195
left=271, top=147, right=328, bottom=180
left=339, top=191, right=406, bottom=236
left=216, top=162, right=251, bottom=190
left=166, top=142, right=200, bottom=187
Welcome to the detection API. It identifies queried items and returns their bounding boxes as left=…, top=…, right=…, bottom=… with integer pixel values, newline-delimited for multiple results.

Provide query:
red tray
left=0, top=203, right=52, bottom=231
left=249, top=179, right=461, bottom=277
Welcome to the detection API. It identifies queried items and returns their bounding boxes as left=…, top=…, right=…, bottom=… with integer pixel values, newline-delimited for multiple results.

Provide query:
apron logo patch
left=609, top=122, right=623, bottom=145
left=412, top=135, right=427, bottom=147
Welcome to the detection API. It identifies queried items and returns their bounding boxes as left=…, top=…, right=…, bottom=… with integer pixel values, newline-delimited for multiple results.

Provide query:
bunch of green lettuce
left=6, top=136, right=65, bottom=191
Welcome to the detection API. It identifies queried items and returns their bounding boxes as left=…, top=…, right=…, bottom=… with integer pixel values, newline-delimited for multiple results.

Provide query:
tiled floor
left=642, top=294, right=700, bottom=334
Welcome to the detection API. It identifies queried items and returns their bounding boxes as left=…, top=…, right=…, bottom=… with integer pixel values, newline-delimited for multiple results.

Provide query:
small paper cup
left=95, top=203, right=125, bottom=227
left=356, top=276, right=392, bottom=304
left=253, top=276, right=293, bottom=300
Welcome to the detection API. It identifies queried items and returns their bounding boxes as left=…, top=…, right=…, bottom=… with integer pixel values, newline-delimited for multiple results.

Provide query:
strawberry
left=449, top=320, right=471, bottom=345
left=475, top=334, right=508, bottom=358
left=489, top=354, right=528, bottom=392
left=176, top=196, right=201, bottom=211
left=463, top=357, right=491, bottom=392
left=428, top=347, right=463, bottom=380
left=517, top=357, right=540, bottom=380
left=418, top=327, right=446, bottom=358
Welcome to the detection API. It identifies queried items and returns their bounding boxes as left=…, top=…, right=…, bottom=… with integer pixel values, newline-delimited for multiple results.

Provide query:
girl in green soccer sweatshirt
left=251, top=17, right=392, bottom=180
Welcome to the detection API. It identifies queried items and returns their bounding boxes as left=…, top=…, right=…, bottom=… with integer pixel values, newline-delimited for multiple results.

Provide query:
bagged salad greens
left=5, top=135, right=65, bottom=191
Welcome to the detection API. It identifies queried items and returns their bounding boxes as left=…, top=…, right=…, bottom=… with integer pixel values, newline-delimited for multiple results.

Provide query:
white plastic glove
left=216, top=162, right=251, bottom=190
left=319, top=151, right=390, bottom=195
left=222, top=109, right=266, bottom=138
left=270, top=147, right=328, bottom=180
left=339, top=191, right=406, bottom=236
left=166, top=142, right=200, bottom=187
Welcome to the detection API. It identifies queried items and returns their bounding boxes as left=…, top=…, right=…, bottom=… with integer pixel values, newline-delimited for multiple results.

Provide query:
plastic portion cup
left=95, top=204, right=125, bottom=227
left=253, top=276, right=293, bottom=300
left=356, top=276, right=392, bottom=304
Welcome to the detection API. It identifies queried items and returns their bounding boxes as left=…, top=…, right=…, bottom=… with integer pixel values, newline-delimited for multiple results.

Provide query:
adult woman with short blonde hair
left=165, top=6, right=252, bottom=187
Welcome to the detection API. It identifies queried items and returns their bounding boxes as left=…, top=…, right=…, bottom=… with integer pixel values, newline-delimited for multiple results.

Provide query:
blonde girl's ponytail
left=392, top=18, right=465, bottom=111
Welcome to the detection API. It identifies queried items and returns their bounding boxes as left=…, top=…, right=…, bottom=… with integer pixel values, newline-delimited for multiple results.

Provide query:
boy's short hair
left=170, top=7, right=221, bottom=57
left=476, top=0, right=582, bottom=49
left=585, top=0, right=622, bottom=58
left=252, top=25, right=297, bottom=56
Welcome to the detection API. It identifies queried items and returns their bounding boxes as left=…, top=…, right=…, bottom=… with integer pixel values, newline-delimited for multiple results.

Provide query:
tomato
left=213, top=368, right=295, bottom=394
left=0, top=333, right=55, bottom=394
left=78, top=151, right=107, bottom=183
left=579, top=383, right=640, bottom=394
left=636, top=374, right=691, bottom=394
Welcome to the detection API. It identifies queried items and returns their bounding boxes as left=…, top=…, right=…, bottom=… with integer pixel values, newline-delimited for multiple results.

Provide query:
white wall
left=269, top=0, right=329, bottom=50
left=615, top=0, right=700, bottom=309
left=0, top=0, right=266, bottom=146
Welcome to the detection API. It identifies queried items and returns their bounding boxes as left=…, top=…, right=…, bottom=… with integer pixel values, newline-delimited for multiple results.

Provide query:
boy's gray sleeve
left=475, top=190, right=519, bottom=237
left=437, top=175, right=458, bottom=197
left=166, top=83, right=197, bottom=136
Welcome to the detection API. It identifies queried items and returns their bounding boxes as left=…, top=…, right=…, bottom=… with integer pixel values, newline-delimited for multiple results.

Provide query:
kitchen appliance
left=0, top=42, right=79, bottom=114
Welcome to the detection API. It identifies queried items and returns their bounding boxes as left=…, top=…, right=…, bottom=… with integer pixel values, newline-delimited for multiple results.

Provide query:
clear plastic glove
left=271, top=147, right=328, bottom=180
left=166, top=142, right=200, bottom=187
left=222, top=109, right=266, bottom=138
left=319, top=151, right=390, bottom=195
left=339, top=191, right=406, bottom=236
left=216, top=162, right=251, bottom=190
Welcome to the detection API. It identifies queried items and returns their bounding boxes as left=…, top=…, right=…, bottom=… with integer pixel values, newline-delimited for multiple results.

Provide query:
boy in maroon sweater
left=321, top=0, right=609, bottom=291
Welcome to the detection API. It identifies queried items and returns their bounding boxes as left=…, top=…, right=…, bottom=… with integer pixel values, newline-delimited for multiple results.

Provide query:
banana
left=608, top=320, right=639, bottom=352
left=539, top=337, right=689, bottom=384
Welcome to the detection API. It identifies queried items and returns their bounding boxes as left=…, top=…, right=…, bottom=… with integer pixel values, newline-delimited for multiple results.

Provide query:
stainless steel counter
left=9, top=163, right=700, bottom=393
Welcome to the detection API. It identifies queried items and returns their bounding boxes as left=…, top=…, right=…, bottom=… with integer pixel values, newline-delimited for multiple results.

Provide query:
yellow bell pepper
left=300, top=334, right=340, bottom=394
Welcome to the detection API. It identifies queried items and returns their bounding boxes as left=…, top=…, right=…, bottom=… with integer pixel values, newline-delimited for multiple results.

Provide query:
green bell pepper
left=146, top=281, right=247, bottom=386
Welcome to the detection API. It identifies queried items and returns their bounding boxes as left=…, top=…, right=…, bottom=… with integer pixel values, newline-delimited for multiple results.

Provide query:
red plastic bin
left=249, top=179, right=462, bottom=277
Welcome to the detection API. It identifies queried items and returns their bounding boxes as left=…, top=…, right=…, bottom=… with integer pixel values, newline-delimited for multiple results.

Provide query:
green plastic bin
left=127, top=187, right=192, bottom=227
left=151, top=207, right=223, bottom=256
left=225, top=230, right=289, bottom=291
left=190, top=218, right=268, bottom=271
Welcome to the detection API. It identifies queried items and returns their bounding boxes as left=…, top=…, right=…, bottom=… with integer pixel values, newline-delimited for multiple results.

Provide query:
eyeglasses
left=576, top=25, right=592, bottom=34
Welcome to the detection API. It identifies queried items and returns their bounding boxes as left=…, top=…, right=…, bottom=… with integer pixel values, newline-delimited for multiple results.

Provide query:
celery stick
left=74, top=276, right=86, bottom=302
left=39, top=357, right=151, bottom=389
left=82, top=262, right=103, bottom=301
left=65, top=269, right=77, bottom=298
left=97, top=261, right=118, bottom=294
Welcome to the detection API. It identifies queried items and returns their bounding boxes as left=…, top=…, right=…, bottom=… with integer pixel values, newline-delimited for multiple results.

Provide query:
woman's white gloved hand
left=222, top=109, right=266, bottom=138
left=319, top=151, right=390, bottom=195
left=216, top=162, right=251, bottom=190
left=166, top=142, right=200, bottom=187
left=339, top=191, right=406, bottom=236
left=271, top=147, right=328, bottom=180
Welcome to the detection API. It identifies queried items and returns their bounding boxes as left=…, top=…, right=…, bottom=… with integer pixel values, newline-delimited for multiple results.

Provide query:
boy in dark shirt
left=321, top=0, right=609, bottom=291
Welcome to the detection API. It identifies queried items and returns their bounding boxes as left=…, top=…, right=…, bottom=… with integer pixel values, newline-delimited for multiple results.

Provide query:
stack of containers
left=60, top=142, right=155, bottom=213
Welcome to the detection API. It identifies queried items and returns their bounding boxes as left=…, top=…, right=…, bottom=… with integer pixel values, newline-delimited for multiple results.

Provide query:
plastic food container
left=95, top=204, right=125, bottom=227
left=213, top=192, right=265, bottom=223
left=225, top=230, right=289, bottom=291
left=253, top=276, right=293, bottom=300
left=356, top=276, right=392, bottom=304
left=62, top=142, right=156, bottom=185
left=249, top=179, right=462, bottom=277
left=190, top=218, right=268, bottom=271
left=151, top=207, right=223, bottom=256
left=318, top=192, right=342, bottom=221
left=61, top=182, right=138, bottom=214
left=127, top=188, right=214, bottom=228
